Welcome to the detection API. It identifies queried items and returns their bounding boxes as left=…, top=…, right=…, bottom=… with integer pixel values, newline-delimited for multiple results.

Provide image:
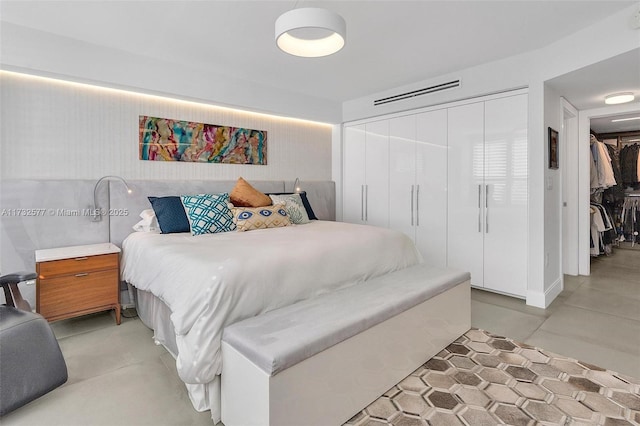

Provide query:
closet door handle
left=360, top=185, right=364, bottom=221
left=365, top=185, right=369, bottom=221
left=485, top=184, right=489, bottom=233
left=411, top=185, right=414, bottom=226
left=478, top=184, right=482, bottom=232
left=416, top=185, right=420, bottom=227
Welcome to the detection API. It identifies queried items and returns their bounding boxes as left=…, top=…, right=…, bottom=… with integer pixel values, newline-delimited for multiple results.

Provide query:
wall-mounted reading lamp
left=92, top=175, right=132, bottom=221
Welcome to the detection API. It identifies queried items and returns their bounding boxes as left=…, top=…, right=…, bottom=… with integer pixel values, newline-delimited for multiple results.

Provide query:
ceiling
left=590, top=112, right=640, bottom=135
left=546, top=47, right=640, bottom=134
left=546, top=48, right=640, bottom=111
left=0, top=0, right=636, bottom=106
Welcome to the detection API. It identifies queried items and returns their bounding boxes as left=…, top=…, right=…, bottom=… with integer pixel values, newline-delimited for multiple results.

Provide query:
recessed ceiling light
left=275, top=8, right=346, bottom=58
left=605, top=92, right=635, bottom=105
left=611, top=116, right=640, bottom=123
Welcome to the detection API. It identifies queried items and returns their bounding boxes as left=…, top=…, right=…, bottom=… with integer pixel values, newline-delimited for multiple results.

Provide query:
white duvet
left=121, top=220, right=421, bottom=387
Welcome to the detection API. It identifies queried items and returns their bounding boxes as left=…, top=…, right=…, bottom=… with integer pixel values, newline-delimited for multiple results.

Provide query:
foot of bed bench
left=221, top=267, right=470, bottom=426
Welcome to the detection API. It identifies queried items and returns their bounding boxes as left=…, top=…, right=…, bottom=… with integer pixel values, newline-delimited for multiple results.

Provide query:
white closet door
left=389, top=115, right=416, bottom=242
left=416, top=109, right=448, bottom=267
left=343, top=124, right=366, bottom=224
left=364, top=120, right=390, bottom=228
left=447, top=102, right=485, bottom=287
left=483, top=94, right=528, bottom=297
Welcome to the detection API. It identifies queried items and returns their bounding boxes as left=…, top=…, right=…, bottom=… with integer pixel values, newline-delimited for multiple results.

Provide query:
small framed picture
left=548, top=127, right=559, bottom=169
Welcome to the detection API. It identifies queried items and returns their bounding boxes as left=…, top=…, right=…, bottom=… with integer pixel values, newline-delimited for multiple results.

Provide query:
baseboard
left=526, top=277, right=563, bottom=309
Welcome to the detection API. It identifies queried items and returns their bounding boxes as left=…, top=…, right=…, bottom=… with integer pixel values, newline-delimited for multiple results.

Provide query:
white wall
left=0, top=71, right=332, bottom=182
left=543, top=84, right=563, bottom=303
left=1, top=22, right=341, bottom=123
left=339, top=4, right=640, bottom=308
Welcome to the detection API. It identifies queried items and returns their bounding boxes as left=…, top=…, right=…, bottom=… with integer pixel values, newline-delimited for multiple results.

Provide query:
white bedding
left=121, top=221, right=421, bottom=409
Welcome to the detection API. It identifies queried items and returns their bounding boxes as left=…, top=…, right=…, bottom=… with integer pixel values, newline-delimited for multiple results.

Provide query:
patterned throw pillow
left=231, top=203, right=291, bottom=232
left=229, top=177, right=272, bottom=207
left=180, top=193, right=235, bottom=236
left=269, top=194, right=310, bottom=224
left=267, top=191, right=318, bottom=220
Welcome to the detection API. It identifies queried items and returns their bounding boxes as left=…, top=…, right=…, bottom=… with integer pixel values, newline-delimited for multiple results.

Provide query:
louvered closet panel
left=447, top=102, right=486, bottom=288
left=343, top=122, right=389, bottom=227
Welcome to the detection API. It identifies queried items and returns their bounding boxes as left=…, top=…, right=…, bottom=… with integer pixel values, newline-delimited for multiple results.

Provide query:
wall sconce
left=293, top=178, right=302, bottom=193
left=92, top=175, right=132, bottom=221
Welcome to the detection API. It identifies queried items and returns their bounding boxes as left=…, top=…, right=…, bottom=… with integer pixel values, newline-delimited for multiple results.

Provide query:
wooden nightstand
left=35, top=243, right=121, bottom=325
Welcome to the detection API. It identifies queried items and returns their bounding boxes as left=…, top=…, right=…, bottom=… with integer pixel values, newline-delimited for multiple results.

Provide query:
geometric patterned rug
left=344, top=329, right=640, bottom=425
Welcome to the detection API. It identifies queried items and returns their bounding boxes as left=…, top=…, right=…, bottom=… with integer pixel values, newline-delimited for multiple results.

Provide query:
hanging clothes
left=590, top=134, right=617, bottom=191
left=603, top=143, right=626, bottom=202
left=620, top=143, right=640, bottom=186
left=620, top=195, right=639, bottom=246
left=590, top=202, right=615, bottom=256
left=590, top=145, right=600, bottom=190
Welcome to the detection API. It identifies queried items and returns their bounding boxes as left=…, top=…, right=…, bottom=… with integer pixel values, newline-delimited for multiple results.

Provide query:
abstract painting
left=139, top=116, right=267, bottom=165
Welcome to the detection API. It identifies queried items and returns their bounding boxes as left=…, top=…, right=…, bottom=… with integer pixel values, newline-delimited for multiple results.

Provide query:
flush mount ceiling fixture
left=604, top=92, right=635, bottom=105
left=275, top=7, right=346, bottom=58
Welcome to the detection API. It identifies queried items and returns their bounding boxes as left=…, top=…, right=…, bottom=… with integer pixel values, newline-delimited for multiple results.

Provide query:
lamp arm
left=92, top=175, right=132, bottom=221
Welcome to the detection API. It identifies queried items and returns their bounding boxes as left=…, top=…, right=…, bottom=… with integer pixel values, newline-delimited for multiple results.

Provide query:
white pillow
left=132, top=209, right=160, bottom=232
left=139, top=208, right=156, bottom=221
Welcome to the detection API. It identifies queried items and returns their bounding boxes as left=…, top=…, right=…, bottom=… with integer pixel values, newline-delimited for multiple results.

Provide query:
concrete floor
left=472, top=247, right=640, bottom=379
left=2, top=248, right=639, bottom=425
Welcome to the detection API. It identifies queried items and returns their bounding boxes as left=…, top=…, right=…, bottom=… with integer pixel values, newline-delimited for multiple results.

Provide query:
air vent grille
left=374, top=79, right=461, bottom=106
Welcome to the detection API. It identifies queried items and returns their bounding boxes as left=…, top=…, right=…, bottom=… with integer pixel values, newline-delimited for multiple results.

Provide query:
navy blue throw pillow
left=266, top=191, right=317, bottom=220
left=148, top=196, right=191, bottom=234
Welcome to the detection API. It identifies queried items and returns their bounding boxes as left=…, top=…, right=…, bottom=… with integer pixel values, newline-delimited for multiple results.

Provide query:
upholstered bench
left=221, top=264, right=470, bottom=426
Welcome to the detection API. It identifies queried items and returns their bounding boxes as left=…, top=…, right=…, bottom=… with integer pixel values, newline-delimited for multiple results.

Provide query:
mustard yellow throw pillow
left=229, top=177, right=272, bottom=207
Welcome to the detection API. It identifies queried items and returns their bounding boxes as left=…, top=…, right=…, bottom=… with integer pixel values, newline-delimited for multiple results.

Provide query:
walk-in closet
left=589, top=113, right=640, bottom=258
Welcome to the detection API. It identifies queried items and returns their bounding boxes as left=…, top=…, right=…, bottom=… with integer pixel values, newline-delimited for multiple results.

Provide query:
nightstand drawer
left=38, top=269, right=119, bottom=320
left=38, top=253, right=119, bottom=278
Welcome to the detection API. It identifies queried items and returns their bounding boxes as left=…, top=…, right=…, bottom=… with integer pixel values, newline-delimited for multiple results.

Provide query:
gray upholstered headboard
left=0, top=178, right=334, bottom=306
left=108, top=180, right=336, bottom=247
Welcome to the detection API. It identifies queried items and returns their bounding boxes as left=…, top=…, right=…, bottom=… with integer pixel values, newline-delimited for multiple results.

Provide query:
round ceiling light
left=275, top=8, right=346, bottom=58
left=604, top=92, right=635, bottom=105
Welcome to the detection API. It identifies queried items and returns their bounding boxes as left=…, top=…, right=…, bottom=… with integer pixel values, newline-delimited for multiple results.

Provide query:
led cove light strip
left=611, top=116, right=640, bottom=123
left=0, top=70, right=333, bottom=127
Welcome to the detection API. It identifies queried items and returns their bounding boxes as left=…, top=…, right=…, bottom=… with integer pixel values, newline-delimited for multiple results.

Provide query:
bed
left=115, top=181, right=422, bottom=422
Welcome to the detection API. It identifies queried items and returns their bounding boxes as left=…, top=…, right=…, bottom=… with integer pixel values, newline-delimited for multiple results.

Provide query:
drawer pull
left=75, top=273, right=89, bottom=277
left=74, top=257, right=88, bottom=261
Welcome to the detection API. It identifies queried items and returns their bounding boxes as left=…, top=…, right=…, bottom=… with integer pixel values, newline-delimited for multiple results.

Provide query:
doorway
left=577, top=104, right=640, bottom=274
